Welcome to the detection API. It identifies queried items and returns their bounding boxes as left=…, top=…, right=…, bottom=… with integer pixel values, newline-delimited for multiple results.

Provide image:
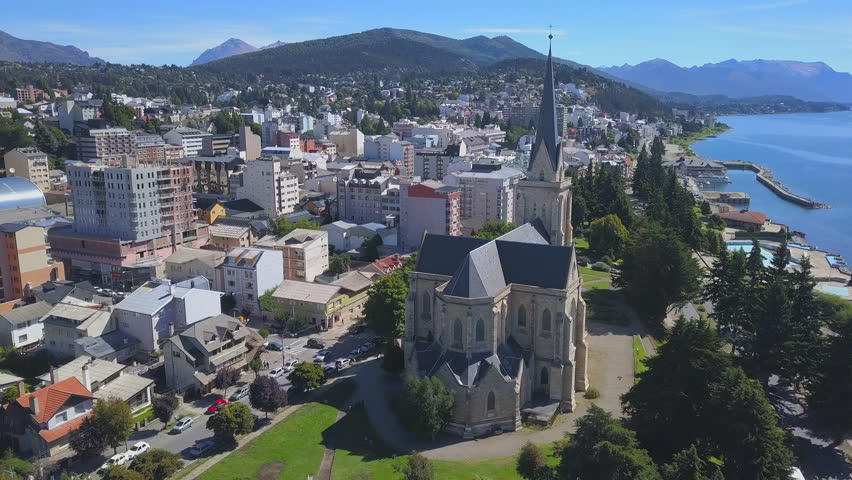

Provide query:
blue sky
left=4, top=0, right=852, bottom=71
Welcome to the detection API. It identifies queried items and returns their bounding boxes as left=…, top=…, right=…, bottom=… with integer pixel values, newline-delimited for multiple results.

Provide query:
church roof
left=413, top=337, right=527, bottom=387
left=528, top=41, right=561, bottom=174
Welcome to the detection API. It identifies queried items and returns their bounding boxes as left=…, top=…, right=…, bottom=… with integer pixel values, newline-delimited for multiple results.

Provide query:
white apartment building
left=3, top=148, right=50, bottom=191
left=328, top=129, right=364, bottom=157
left=164, top=127, right=211, bottom=158
left=444, top=163, right=525, bottom=225
left=255, top=229, right=329, bottom=282
left=219, top=247, right=283, bottom=316
left=235, top=157, right=299, bottom=218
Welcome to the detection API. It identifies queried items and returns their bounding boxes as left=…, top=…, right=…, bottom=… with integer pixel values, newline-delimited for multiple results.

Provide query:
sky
left=4, top=0, right=852, bottom=72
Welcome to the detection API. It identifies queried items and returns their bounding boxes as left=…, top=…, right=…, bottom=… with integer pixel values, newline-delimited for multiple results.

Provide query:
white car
left=97, top=453, right=128, bottom=473
left=126, top=441, right=150, bottom=459
left=282, top=359, right=299, bottom=372
left=313, top=350, right=330, bottom=363
left=171, top=416, right=194, bottom=433
left=269, top=366, right=286, bottom=378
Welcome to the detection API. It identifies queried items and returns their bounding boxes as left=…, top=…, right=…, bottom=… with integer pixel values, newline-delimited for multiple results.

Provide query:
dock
left=719, top=161, right=829, bottom=209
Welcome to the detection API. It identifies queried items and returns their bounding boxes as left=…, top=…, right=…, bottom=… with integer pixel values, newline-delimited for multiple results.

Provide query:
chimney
left=16, top=381, right=26, bottom=397
left=168, top=322, right=175, bottom=337
left=82, top=363, right=92, bottom=392
left=30, top=397, right=39, bottom=416
left=49, top=367, right=57, bottom=385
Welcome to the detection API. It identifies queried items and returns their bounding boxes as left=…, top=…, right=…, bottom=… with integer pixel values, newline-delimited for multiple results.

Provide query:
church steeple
left=528, top=34, right=561, bottom=175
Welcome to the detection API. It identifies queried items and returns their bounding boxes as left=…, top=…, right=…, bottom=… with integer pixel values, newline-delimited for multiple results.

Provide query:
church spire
left=528, top=33, right=561, bottom=174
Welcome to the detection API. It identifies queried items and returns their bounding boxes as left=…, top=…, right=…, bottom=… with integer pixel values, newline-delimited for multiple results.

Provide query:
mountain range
left=189, top=38, right=288, bottom=66
left=0, top=30, right=103, bottom=65
left=600, top=59, right=852, bottom=104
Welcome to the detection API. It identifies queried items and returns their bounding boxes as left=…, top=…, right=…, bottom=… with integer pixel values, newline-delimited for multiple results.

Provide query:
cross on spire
left=548, top=25, right=553, bottom=40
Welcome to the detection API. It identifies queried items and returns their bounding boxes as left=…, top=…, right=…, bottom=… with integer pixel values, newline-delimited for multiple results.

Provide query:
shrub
left=258, top=327, right=270, bottom=338
left=583, top=387, right=601, bottom=399
left=577, top=256, right=591, bottom=267
left=591, top=262, right=611, bottom=273
left=601, top=255, right=614, bottom=266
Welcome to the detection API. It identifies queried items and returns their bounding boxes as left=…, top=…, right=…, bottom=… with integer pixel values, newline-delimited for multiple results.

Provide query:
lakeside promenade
left=719, top=160, right=829, bottom=209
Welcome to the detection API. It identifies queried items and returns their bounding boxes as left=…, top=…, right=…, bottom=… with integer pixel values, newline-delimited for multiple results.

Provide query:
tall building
left=444, top=163, right=524, bottom=226
left=399, top=181, right=461, bottom=249
left=255, top=229, right=329, bottom=282
left=163, top=127, right=211, bottom=158
left=77, top=128, right=135, bottom=165
left=219, top=247, right=283, bottom=316
left=336, top=165, right=400, bottom=225
left=328, top=129, right=364, bottom=157
left=3, top=148, right=50, bottom=191
left=413, top=145, right=463, bottom=181
left=516, top=43, right=574, bottom=247
left=57, top=100, right=100, bottom=134
left=15, top=85, right=46, bottom=103
left=364, top=134, right=414, bottom=176
left=235, top=157, right=299, bottom=218
left=134, top=134, right=167, bottom=165
left=238, top=126, right=261, bottom=161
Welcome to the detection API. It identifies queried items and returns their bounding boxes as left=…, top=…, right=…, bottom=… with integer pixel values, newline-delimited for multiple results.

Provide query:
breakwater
left=719, top=160, right=829, bottom=209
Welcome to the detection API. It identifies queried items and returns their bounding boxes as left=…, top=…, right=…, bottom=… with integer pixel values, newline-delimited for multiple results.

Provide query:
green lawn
left=633, top=335, right=648, bottom=382
left=579, top=267, right=612, bottom=291
left=574, top=237, right=590, bottom=258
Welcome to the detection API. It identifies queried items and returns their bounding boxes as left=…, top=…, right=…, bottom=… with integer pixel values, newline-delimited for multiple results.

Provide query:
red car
left=207, top=398, right=228, bottom=414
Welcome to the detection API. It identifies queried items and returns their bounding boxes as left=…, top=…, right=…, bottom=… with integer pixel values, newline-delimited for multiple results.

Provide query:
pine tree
left=781, top=258, right=821, bottom=389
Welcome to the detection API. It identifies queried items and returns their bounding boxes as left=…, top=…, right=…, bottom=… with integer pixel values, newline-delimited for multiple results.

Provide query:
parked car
left=189, top=438, right=217, bottom=458
left=351, top=324, right=366, bottom=335
left=306, top=338, right=326, bottom=349
left=335, top=358, right=352, bottom=369
left=359, top=343, right=372, bottom=354
left=230, top=385, right=250, bottom=401
left=171, top=416, right=194, bottom=433
left=207, top=398, right=228, bottom=414
left=313, top=350, right=330, bottom=363
left=126, top=441, right=149, bottom=459
left=269, top=366, right=286, bottom=378
left=322, top=364, right=336, bottom=376
left=790, top=467, right=806, bottom=480
left=98, top=453, right=128, bottom=473
left=264, top=341, right=284, bottom=351
left=282, top=359, right=299, bottom=372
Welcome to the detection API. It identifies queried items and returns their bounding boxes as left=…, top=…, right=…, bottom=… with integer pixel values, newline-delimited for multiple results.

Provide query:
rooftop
left=164, top=247, right=226, bottom=268
left=273, top=280, right=341, bottom=305
left=37, top=357, right=125, bottom=387
left=0, top=301, right=52, bottom=326
left=0, top=177, right=46, bottom=210
left=75, top=330, right=141, bottom=359
left=209, top=223, right=250, bottom=239
left=14, top=377, right=93, bottom=424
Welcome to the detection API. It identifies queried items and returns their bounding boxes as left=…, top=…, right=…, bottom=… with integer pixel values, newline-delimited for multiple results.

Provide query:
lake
left=692, top=111, right=852, bottom=259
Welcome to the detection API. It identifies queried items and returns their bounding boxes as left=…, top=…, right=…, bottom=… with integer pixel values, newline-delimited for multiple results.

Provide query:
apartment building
left=200, top=134, right=235, bottom=156
left=0, top=301, right=52, bottom=351
left=15, top=85, right=46, bottom=103
left=238, top=126, right=261, bottom=161
left=235, top=157, right=299, bottom=218
left=336, top=165, right=400, bottom=225
left=219, top=247, right=283, bottom=316
left=0, top=224, right=64, bottom=304
left=399, top=180, right=462, bottom=249
left=255, top=228, right=329, bottom=282
left=328, top=129, right=364, bottom=157
left=42, top=300, right=114, bottom=358
left=164, top=127, right=211, bottom=158
left=164, top=247, right=226, bottom=291
left=413, top=145, right=464, bottom=181
left=134, top=134, right=167, bottom=165
left=3, top=148, right=51, bottom=191
left=444, top=163, right=525, bottom=226
left=77, top=128, right=135, bottom=164
left=57, top=100, right=100, bottom=134
left=364, top=134, right=414, bottom=177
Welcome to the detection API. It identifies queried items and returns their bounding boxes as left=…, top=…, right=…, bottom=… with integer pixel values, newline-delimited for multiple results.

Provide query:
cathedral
left=403, top=39, right=589, bottom=439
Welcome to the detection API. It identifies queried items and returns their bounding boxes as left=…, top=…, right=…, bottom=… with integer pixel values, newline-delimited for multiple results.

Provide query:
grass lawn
left=574, top=237, right=590, bottom=258
left=579, top=267, right=612, bottom=291
left=632, top=335, right=648, bottom=382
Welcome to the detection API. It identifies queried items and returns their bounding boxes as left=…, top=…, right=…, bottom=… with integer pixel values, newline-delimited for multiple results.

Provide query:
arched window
left=420, top=292, right=431, bottom=318
left=486, top=391, right=496, bottom=416
left=475, top=318, right=485, bottom=342
left=541, top=309, right=551, bottom=332
left=541, top=367, right=549, bottom=386
left=517, top=305, right=527, bottom=327
left=453, top=319, right=463, bottom=348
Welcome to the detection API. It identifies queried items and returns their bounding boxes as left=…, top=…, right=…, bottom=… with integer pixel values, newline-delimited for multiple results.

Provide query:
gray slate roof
left=0, top=301, right=52, bottom=326
left=75, top=330, right=141, bottom=358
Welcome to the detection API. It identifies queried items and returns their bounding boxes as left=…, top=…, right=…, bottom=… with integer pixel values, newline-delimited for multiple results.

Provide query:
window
left=228, top=281, right=235, bottom=287
left=486, top=391, right=496, bottom=417
left=17, top=334, right=27, bottom=343
left=173, top=351, right=181, bottom=358
left=74, top=404, right=87, bottom=414
left=541, top=309, right=551, bottom=332
left=420, top=292, right=431, bottom=318
left=55, top=411, right=67, bottom=423
left=475, top=318, right=485, bottom=342
left=453, top=319, right=463, bottom=349
left=540, top=367, right=549, bottom=386
left=247, top=294, right=254, bottom=300
left=517, top=305, right=527, bottom=327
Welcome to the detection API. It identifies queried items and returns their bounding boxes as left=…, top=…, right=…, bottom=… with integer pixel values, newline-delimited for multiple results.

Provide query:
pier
left=719, top=161, right=829, bottom=209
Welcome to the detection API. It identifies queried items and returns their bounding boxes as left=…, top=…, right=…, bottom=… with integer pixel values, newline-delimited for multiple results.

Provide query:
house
left=209, top=224, right=255, bottom=250
left=42, top=300, right=114, bottom=359
left=37, top=357, right=153, bottom=414
left=164, top=248, right=226, bottom=292
left=0, top=373, right=24, bottom=394
left=360, top=254, right=407, bottom=276
left=255, top=229, right=329, bottom=282
left=271, top=271, right=374, bottom=331
left=0, top=377, right=94, bottom=457
left=163, top=314, right=262, bottom=393
left=322, top=221, right=388, bottom=252
left=74, top=329, right=141, bottom=363
left=220, top=248, right=283, bottom=317
left=718, top=210, right=767, bottom=232
left=0, top=301, right=52, bottom=351
left=114, top=277, right=222, bottom=353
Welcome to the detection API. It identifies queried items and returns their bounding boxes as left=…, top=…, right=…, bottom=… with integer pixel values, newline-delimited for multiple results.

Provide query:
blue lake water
left=692, top=111, right=852, bottom=259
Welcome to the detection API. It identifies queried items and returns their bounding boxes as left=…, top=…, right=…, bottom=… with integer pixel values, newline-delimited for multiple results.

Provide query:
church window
left=541, top=367, right=549, bottom=386
left=486, top=391, right=496, bottom=417
left=421, top=292, right=431, bottom=318
left=517, top=305, right=527, bottom=327
left=453, top=319, right=463, bottom=348
left=475, top=318, right=485, bottom=342
left=542, top=309, right=551, bottom=332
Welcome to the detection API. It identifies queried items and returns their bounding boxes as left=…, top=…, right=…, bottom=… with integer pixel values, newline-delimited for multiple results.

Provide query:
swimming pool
left=725, top=241, right=789, bottom=267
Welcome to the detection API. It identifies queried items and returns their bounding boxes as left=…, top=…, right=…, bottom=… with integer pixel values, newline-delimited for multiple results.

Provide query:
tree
left=93, top=397, right=134, bottom=454
left=472, top=221, right=517, bottom=239
left=259, top=288, right=287, bottom=333
left=128, top=449, right=184, bottom=480
left=101, top=466, right=144, bottom=480
left=589, top=214, right=629, bottom=258
left=558, top=404, right=660, bottom=480
left=249, top=375, right=287, bottom=417
left=661, top=445, right=723, bottom=480
left=206, top=402, right=254, bottom=442
left=615, top=221, right=700, bottom=325
left=401, top=452, right=434, bottom=480
left=250, top=358, right=263, bottom=377
left=271, top=217, right=320, bottom=237
left=3, top=386, right=20, bottom=404
left=151, top=395, right=178, bottom=426
left=69, top=416, right=107, bottom=457
left=214, top=367, right=241, bottom=396
left=329, top=254, right=351, bottom=275
left=363, top=234, right=383, bottom=261
left=516, top=441, right=547, bottom=480
left=781, top=258, right=822, bottom=389
left=287, top=362, right=326, bottom=391
left=398, top=376, right=455, bottom=440
left=0, top=449, right=34, bottom=479
left=807, top=319, right=852, bottom=445
left=364, top=272, right=408, bottom=339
